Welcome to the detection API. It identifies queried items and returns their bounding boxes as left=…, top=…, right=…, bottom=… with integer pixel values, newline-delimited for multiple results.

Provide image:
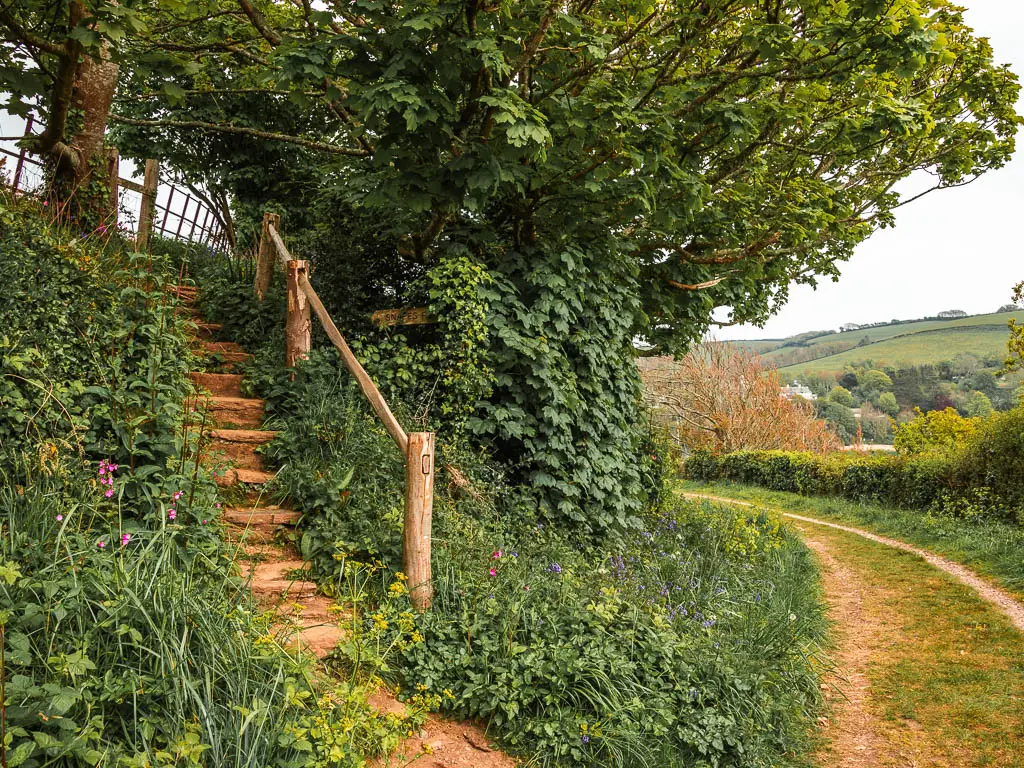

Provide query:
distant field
left=759, top=310, right=1019, bottom=366
left=729, top=339, right=785, bottom=354
left=777, top=321, right=1016, bottom=378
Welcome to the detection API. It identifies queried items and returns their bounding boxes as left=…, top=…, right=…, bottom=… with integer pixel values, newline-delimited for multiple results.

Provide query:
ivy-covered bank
left=190, top=250, right=831, bottom=768
left=0, top=197, right=422, bottom=767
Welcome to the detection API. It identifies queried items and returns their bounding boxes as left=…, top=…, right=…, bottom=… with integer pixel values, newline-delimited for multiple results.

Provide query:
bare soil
left=800, top=532, right=890, bottom=767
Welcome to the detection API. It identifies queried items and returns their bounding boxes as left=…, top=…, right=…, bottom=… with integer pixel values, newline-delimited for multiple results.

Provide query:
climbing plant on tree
left=12, top=0, right=1019, bottom=531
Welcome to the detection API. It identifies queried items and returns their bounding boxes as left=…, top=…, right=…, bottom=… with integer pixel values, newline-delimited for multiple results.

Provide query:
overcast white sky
left=717, top=0, right=1024, bottom=341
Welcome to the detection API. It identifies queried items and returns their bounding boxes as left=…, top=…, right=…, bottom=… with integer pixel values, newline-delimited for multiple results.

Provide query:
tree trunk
left=34, top=2, right=119, bottom=223
left=52, top=38, right=119, bottom=217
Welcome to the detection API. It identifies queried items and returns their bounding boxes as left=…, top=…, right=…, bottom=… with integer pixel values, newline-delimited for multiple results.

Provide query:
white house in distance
left=780, top=382, right=817, bottom=401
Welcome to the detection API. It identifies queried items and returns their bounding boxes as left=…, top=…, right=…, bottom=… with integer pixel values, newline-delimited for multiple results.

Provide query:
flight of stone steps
left=171, top=283, right=344, bottom=658
left=170, top=283, right=517, bottom=767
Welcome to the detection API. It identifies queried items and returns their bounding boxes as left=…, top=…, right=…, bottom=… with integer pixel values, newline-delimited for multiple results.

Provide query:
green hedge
left=684, top=445, right=1020, bottom=522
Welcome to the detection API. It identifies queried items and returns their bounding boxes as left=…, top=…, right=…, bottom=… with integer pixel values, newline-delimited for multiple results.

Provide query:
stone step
left=243, top=560, right=317, bottom=600
left=204, top=396, right=265, bottom=428
left=294, top=624, right=344, bottom=659
left=206, top=428, right=277, bottom=469
left=201, top=341, right=253, bottom=367
left=168, top=285, right=198, bottom=305
left=223, top=506, right=300, bottom=528
left=194, top=322, right=222, bottom=339
left=214, top=467, right=276, bottom=487
left=190, top=372, right=244, bottom=398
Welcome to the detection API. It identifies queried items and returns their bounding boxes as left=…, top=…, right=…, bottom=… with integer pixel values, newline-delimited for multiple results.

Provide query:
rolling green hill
left=730, top=310, right=1019, bottom=377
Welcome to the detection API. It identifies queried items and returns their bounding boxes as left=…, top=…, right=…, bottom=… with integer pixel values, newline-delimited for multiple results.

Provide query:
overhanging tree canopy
left=4, top=0, right=1019, bottom=528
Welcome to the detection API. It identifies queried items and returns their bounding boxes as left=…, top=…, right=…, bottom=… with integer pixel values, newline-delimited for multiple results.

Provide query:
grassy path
left=684, top=491, right=1024, bottom=767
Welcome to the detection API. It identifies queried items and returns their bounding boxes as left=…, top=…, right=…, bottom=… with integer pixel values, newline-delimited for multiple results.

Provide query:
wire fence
left=1, top=114, right=230, bottom=254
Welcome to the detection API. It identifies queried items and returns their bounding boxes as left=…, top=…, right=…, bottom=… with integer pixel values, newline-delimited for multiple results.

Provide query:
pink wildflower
left=215, top=503, right=221, bottom=509
left=492, top=550, right=502, bottom=560
left=173, top=491, right=182, bottom=501
left=168, top=509, right=176, bottom=521
left=489, top=568, right=497, bottom=577
left=56, top=514, right=63, bottom=522
left=104, top=489, right=114, bottom=498
left=121, top=533, right=131, bottom=546
left=97, top=540, right=105, bottom=549
left=201, top=519, right=207, bottom=525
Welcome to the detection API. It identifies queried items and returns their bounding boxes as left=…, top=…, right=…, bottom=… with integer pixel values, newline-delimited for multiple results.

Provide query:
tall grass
left=0, top=455, right=419, bottom=768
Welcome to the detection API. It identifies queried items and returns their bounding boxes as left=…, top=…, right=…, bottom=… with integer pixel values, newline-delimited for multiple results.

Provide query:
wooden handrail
left=268, top=223, right=409, bottom=455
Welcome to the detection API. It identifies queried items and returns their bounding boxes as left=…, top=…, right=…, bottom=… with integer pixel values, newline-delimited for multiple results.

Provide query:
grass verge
left=680, top=480, right=1024, bottom=600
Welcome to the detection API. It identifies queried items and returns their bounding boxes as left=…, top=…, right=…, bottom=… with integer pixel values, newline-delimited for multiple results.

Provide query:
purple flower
left=548, top=563, right=562, bottom=574
left=581, top=735, right=589, bottom=744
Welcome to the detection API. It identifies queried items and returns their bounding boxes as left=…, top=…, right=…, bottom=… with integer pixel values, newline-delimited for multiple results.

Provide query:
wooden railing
left=254, top=212, right=435, bottom=611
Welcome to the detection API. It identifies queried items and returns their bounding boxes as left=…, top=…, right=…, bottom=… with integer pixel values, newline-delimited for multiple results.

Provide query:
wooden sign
left=371, top=307, right=437, bottom=328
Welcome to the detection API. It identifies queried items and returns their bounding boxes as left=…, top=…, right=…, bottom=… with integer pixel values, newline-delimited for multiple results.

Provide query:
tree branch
left=109, top=115, right=371, bottom=157
left=236, top=0, right=282, bottom=46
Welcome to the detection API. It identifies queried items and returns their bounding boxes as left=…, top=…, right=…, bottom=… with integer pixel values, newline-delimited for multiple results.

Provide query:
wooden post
left=285, top=259, right=311, bottom=368
left=106, top=147, right=119, bottom=227
left=136, top=158, right=159, bottom=251
left=404, top=432, right=435, bottom=612
left=254, top=211, right=280, bottom=300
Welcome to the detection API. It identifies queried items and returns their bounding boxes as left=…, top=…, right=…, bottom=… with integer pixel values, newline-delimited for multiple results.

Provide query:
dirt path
left=683, top=493, right=1024, bottom=632
left=798, top=531, right=887, bottom=767
left=684, top=490, right=1024, bottom=767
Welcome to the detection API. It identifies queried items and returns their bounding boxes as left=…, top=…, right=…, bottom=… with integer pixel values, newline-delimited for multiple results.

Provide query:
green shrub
left=390, top=497, right=826, bottom=767
left=683, top=418, right=1024, bottom=523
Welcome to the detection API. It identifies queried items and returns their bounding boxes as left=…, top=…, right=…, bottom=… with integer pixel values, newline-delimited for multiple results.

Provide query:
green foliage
left=827, top=386, right=855, bottom=407
left=893, top=407, right=978, bottom=455
left=1005, top=281, right=1024, bottom=373
left=0, top=456, right=422, bottom=768
left=686, top=404, right=1024, bottom=524
left=351, top=250, right=495, bottom=438
left=258, top=350, right=408, bottom=569
left=965, top=391, right=994, bottom=418
left=858, top=369, right=893, bottom=393
left=877, top=392, right=900, bottom=417
left=105, top=0, right=1021, bottom=530
left=391, top=496, right=827, bottom=768
left=470, top=240, right=646, bottom=533
left=816, top=400, right=857, bottom=443
left=0, top=195, right=192, bottom=483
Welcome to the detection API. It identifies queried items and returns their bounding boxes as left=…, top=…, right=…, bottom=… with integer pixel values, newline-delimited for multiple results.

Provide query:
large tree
left=0, top=1, right=145, bottom=214
left=16, top=0, right=1021, bottom=529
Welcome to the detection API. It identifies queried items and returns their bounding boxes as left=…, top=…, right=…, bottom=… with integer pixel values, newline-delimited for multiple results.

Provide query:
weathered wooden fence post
left=136, top=158, right=159, bottom=251
left=254, top=211, right=280, bottom=300
left=404, top=432, right=435, bottom=612
left=106, top=147, right=120, bottom=226
left=285, top=259, right=311, bottom=368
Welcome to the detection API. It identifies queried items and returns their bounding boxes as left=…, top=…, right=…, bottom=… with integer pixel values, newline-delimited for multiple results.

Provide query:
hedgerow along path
left=684, top=491, right=1024, bottom=766
left=174, top=283, right=518, bottom=768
